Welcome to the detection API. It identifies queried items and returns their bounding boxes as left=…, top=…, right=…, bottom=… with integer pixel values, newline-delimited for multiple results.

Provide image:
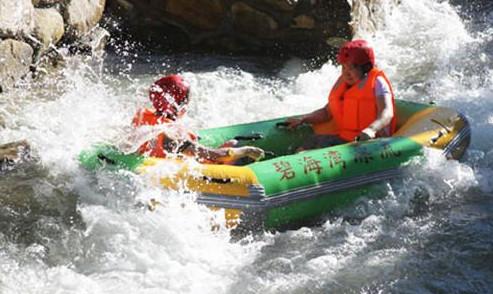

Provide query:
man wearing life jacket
left=132, top=74, right=265, bottom=163
left=286, top=39, right=396, bottom=147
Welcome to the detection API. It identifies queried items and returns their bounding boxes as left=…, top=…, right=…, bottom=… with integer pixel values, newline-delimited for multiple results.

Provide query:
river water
left=0, top=0, right=492, bottom=293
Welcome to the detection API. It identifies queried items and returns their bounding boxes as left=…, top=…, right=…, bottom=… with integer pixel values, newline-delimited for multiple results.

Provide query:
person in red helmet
left=131, top=74, right=264, bottom=163
left=286, top=39, right=395, bottom=147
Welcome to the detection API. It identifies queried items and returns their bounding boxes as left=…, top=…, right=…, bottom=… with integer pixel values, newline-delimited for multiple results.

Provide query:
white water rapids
left=0, top=0, right=492, bottom=293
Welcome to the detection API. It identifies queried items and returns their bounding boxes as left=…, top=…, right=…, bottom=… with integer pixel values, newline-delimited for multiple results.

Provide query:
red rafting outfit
left=131, top=108, right=197, bottom=158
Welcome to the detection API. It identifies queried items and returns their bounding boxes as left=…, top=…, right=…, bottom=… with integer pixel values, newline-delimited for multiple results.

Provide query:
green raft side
left=248, top=136, right=423, bottom=195
left=78, top=144, right=145, bottom=172
left=197, top=99, right=433, bottom=158
left=393, top=99, right=431, bottom=128
left=246, top=136, right=424, bottom=228
left=263, top=184, right=382, bottom=230
left=197, top=117, right=313, bottom=157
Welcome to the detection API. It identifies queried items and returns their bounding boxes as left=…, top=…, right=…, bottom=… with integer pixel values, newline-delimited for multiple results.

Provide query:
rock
left=232, top=2, right=279, bottom=36
left=75, top=26, right=110, bottom=57
left=0, top=140, right=31, bottom=172
left=104, top=0, right=353, bottom=58
left=264, top=0, right=298, bottom=11
left=165, top=0, right=225, bottom=30
left=0, top=39, right=34, bottom=92
left=291, top=14, right=315, bottom=29
left=326, top=37, right=347, bottom=47
left=32, top=0, right=64, bottom=7
left=64, top=0, right=106, bottom=39
left=349, top=0, right=390, bottom=35
left=109, top=0, right=134, bottom=11
left=0, top=0, right=34, bottom=38
left=33, top=8, right=65, bottom=51
left=104, top=0, right=135, bottom=20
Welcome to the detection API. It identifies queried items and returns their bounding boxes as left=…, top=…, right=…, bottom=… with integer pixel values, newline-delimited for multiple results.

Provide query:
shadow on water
left=391, top=188, right=493, bottom=293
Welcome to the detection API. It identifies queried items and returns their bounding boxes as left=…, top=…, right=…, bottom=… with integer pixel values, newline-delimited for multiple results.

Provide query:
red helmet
left=149, top=74, right=190, bottom=117
left=336, top=39, right=375, bottom=66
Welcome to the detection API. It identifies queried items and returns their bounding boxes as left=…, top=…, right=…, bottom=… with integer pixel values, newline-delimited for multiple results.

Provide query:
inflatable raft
left=79, top=100, right=470, bottom=231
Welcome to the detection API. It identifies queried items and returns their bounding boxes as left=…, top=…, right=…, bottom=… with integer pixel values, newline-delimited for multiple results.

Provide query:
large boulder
left=105, top=0, right=352, bottom=58
left=0, top=0, right=107, bottom=91
left=165, top=0, right=225, bottom=31
left=0, top=0, right=35, bottom=38
left=0, top=39, right=33, bottom=92
left=0, top=140, right=31, bottom=172
left=64, top=0, right=106, bottom=39
left=73, top=26, right=110, bottom=57
left=264, top=0, right=297, bottom=11
left=33, top=8, right=65, bottom=52
left=231, top=2, right=279, bottom=37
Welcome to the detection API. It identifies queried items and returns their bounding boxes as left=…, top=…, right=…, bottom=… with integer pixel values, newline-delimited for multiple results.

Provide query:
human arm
left=285, top=105, right=332, bottom=129
left=357, top=77, right=394, bottom=140
left=132, top=122, right=264, bottom=163
left=180, top=141, right=264, bottom=163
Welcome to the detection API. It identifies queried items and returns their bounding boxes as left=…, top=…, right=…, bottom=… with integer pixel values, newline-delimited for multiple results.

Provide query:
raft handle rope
left=275, top=122, right=290, bottom=128
left=202, top=176, right=232, bottom=184
left=430, top=118, right=451, bottom=133
left=233, top=133, right=263, bottom=141
left=430, top=130, right=446, bottom=144
left=97, top=153, right=117, bottom=165
left=275, top=121, right=308, bottom=129
left=429, top=118, right=452, bottom=145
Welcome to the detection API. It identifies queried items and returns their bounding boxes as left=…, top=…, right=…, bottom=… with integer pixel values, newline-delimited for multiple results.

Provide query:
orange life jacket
left=132, top=108, right=197, bottom=158
left=328, top=68, right=396, bottom=142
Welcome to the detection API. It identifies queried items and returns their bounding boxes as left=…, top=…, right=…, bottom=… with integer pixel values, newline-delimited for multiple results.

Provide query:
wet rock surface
left=0, top=0, right=35, bottom=38
left=63, top=0, right=106, bottom=39
left=33, top=7, right=65, bottom=52
left=32, top=0, right=64, bottom=7
left=105, top=0, right=352, bottom=58
left=0, top=0, right=107, bottom=91
left=0, top=39, right=34, bottom=92
left=0, top=140, right=31, bottom=172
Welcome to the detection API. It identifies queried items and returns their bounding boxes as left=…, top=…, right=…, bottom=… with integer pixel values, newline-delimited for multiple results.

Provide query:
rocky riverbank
left=0, top=0, right=109, bottom=166
left=1, top=0, right=360, bottom=93
left=0, top=0, right=108, bottom=92
left=105, top=0, right=353, bottom=58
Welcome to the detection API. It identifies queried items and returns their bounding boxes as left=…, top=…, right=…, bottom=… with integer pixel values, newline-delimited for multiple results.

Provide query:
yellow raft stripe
left=408, top=129, right=457, bottom=149
left=393, top=107, right=437, bottom=136
left=137, top=158, right=254, bottom=229
left=185, top=164, right=260, bottom=197
left=136, top=157, right=260, bottom=197
left=209, top=207, right=242, bottom=229
left=394, top=107, right=467, bottom=150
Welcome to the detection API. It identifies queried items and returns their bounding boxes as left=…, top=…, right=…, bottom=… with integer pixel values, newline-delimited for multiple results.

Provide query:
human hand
left=229, top=146, right=265, bottom=161
left=219, top=139, right=239, bottom=148
left=241, top=146, right=265, bottom=161
left=355, top=128, right=376, bottom=142
left=285, top=117, right=305, bottom=130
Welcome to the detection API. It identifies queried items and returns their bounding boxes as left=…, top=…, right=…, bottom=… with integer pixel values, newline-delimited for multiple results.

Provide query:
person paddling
left=131, top=74, right=264, bottom=163
left=286, top=39, right=396, bottom=148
